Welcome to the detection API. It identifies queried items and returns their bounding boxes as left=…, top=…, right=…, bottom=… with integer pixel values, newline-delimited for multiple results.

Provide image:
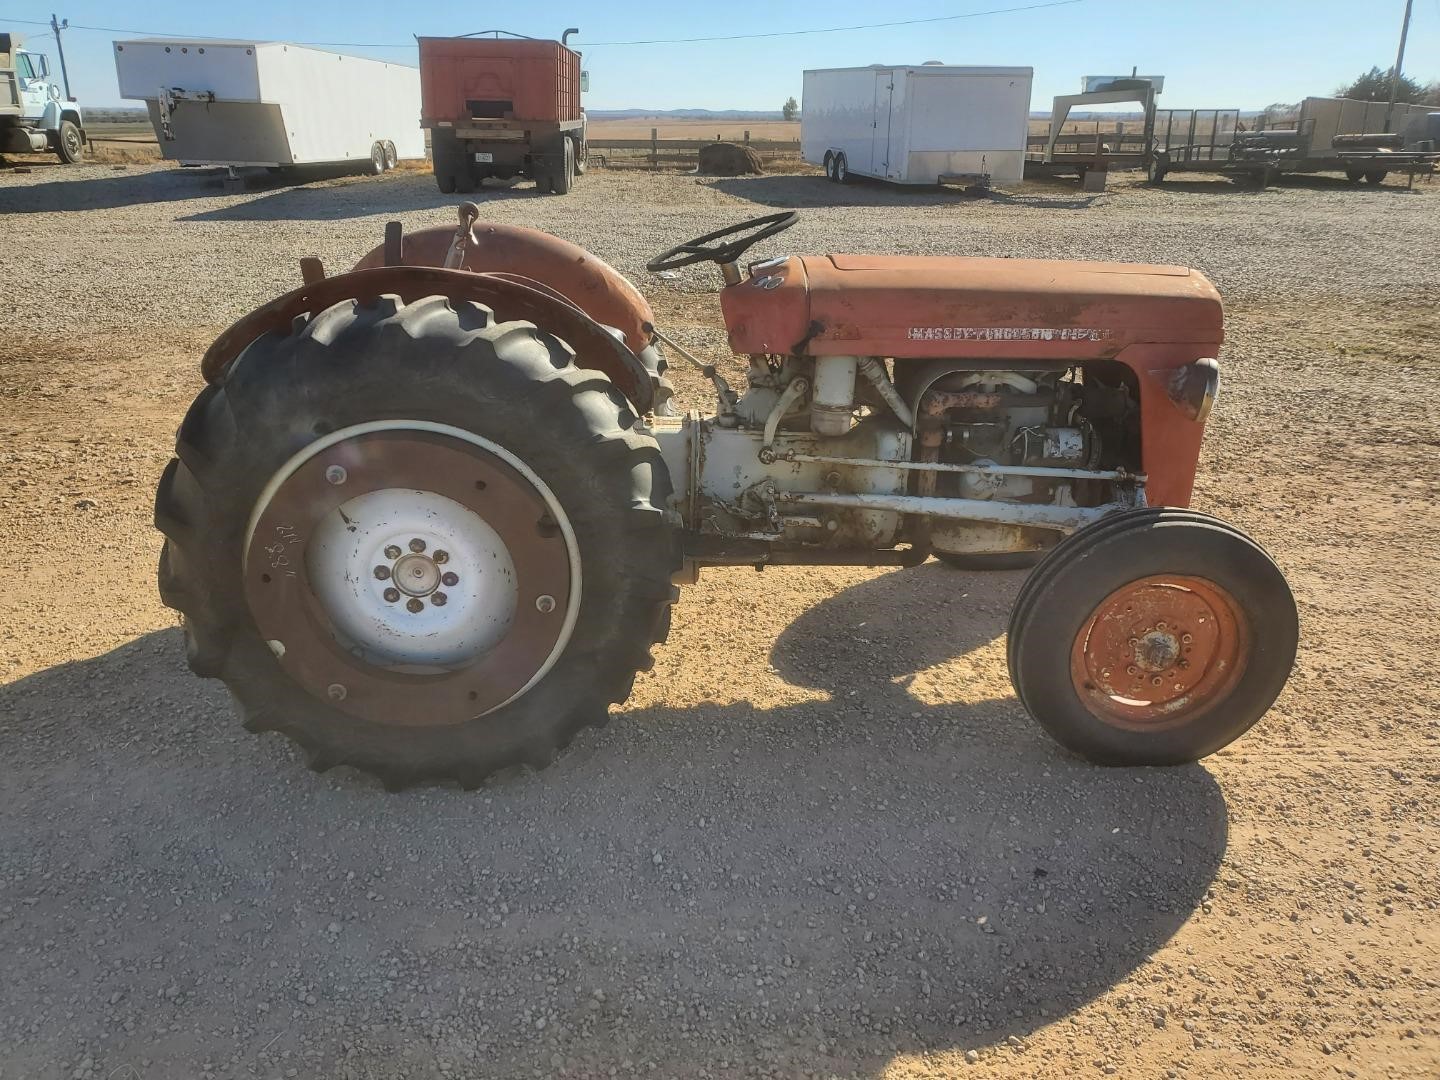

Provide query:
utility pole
left=48, top=13, right=72, bottom=100
left=1383, top=0, right=1413, bottom=132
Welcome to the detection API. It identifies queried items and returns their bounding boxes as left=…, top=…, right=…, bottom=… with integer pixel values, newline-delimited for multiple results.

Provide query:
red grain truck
left=418, top=31, right=586, bottom=196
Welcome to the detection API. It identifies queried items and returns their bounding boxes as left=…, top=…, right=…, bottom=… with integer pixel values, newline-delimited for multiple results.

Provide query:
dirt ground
left=0, top=162, right=1437, bottom=1080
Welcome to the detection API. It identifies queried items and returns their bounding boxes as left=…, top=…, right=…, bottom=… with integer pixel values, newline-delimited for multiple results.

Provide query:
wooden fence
left=587, top=129, right=801, bottom=169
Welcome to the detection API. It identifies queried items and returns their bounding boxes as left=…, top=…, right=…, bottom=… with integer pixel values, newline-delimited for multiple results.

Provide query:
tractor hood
left=720, top=255, right=1224, bottom=359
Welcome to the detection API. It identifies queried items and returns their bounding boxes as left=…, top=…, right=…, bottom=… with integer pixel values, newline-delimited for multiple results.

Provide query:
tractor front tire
left=154, top=294, right=678, bottom=789
left=1007, top=508, right=1297, bottom=766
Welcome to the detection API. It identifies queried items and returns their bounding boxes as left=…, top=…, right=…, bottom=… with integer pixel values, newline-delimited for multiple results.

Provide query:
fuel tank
left=720, top=255, right=1223, bottom=360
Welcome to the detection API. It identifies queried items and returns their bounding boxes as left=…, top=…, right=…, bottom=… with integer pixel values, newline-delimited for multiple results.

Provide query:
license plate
left=473, top=152, right=494, bottom=163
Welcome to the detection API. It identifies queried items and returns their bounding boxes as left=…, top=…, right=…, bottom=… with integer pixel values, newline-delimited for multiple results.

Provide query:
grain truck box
left=419, top=33, right=586, bottom=196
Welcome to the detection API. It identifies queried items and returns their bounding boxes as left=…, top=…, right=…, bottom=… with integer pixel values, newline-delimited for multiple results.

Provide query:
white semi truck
left=1, top=31, right=87, bottom=163
left=113, top=38, right=424, bottom=175
left=802, top=64, right=1032, bottom=187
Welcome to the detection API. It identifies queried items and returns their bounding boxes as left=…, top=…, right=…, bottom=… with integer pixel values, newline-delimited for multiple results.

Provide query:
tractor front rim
left=243, top=421, right=581, bottom=725
left=63, top=125, right=81, bottom=157
left=1069, top=574, right=1249, bottom=731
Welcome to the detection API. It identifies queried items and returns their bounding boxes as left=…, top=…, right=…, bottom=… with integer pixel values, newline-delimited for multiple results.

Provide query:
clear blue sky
left=5, top=0, right=1437, bottom=111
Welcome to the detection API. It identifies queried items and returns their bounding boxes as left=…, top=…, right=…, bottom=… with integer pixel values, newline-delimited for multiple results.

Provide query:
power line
left=1, top=1, right=1086, bottom=49
left=578, top=0, right=1086, bottom=46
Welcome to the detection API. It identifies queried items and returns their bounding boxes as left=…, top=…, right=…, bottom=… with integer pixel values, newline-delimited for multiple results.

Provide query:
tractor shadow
left=0, top=565, right=1226, bottom=1077
left=181, top=171, right=544, bottom=223
left=710, top=172, right=1101, bottom=211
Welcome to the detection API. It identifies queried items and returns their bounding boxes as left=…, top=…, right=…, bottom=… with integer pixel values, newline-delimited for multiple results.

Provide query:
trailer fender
left=352, top=223, right=655, bottom=357
left=200, top=265, right=656, bottom=414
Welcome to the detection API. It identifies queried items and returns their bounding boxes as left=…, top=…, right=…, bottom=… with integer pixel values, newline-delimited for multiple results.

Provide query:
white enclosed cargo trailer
left=113, top=39, right=424, bottom=170
left=802, top=64, right=1032, bottom=186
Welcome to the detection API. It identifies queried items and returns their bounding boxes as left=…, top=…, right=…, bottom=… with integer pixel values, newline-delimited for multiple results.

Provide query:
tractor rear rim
left=1069, top=574, right=1249, bottom=731
left=243, top=421, right=581, bottom=726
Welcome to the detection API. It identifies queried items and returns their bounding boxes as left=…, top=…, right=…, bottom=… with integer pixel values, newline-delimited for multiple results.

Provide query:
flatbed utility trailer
left=113, top=39, right=423, bottom=175
left=1148, top=96, right=1440, bottom=188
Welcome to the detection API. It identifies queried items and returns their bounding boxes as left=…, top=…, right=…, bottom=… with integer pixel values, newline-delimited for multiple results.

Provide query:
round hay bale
left=697, top=142, right=763, bottom=176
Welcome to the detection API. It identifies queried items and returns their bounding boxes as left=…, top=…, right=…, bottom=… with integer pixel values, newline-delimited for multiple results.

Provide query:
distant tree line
left=1336, top=66, right=1439, bottom=107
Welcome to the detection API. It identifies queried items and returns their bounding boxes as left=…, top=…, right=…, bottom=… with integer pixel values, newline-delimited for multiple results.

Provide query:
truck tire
left=834, top=152, right=851, bottom=184
left=55, top=119, right=83, bottom=164
left=1364, top=170, right=1388, bottom=185
left=436, top=172, right=457, bottom=194
left=573, top=136, right=587, bottom=175
left=1345, top=168, right=1365, bottom=183
left=1007, top=508, right=1297, bottom=766
left=368, top=142, right=386, bottom=176
left=551, top=137, right=575, bottom=195
left=383, top=140, right=398, bottom=170
left=154, top=294, right=679, bottom=789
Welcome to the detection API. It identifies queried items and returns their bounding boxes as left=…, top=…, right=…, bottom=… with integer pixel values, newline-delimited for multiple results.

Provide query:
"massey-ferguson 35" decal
left=906, top=326, right=1112, bottom=341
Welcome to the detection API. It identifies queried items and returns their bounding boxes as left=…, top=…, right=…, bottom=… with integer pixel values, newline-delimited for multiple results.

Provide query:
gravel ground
left=0, top=162, right=1437, bottom=1079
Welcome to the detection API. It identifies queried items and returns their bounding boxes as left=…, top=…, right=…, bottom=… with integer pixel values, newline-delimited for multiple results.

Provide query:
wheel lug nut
left=535, top=594, right=556, bottom=614
left=432, top=592, right=448, bottom=607
left=327, top=683, right=347, bottom=701
left=384, top=545, right=402, bottom=560
left=325, top=465, right=347, bottom=485
left=1156, top=621, right=1167, bottom=630
left=383, top=587, right=401, bottom=603
left=406, top=598, right=424, bottom=614
left=408, top=538, right=426, bottom=553
left=441, top=571, right=459, bottom=587
left=433, top=550, right=449, bottom=565
left=373, top=565, right=391, bottom=580
left=1181, top=633, right=1193, bottom=643
left=1151, top=676, right=1163, bottom=687
left=1126, top=665, right=1138, bottom=675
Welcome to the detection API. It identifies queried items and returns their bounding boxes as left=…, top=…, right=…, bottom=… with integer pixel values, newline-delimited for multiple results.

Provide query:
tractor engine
left=649, top=351, right=1141, bottom=566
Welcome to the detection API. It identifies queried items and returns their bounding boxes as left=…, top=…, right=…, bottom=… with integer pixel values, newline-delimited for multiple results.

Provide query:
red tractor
left=155, top=207, right=1298, bottom=788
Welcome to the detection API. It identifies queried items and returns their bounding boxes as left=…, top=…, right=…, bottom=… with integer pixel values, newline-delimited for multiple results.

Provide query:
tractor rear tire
left=154, top=294, right=679, bottom=789
left=1007, top=508, right=1297, bottom=766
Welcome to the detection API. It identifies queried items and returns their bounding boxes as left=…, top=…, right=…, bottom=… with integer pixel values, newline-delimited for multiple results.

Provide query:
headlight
left=1165, top=358, right=1219, bottom=423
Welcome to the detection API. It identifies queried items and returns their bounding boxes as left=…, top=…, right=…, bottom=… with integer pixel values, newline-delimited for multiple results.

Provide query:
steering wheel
left=646, top=211, right=799, bottom=273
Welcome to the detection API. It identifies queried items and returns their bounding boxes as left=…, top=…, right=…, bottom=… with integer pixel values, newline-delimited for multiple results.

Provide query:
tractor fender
left=200, top=265, right=656, bottom=414
left=353, top=223, right=655, bottom=357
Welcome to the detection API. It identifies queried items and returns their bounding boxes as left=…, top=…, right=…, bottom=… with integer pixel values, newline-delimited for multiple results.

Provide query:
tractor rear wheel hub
left=242, top=423, right=579, bottom=726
